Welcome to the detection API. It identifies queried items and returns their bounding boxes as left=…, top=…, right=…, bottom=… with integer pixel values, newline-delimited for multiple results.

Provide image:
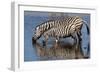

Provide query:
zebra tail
left=82, top=20, right=90, bottom=35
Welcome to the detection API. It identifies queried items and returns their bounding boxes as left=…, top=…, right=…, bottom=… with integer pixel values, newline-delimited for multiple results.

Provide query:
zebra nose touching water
left=32, top=16, right=90, bottom=58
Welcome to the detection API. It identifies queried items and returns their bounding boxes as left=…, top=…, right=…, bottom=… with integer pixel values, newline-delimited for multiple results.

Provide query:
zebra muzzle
left=32, top=36, right=37, bottom=44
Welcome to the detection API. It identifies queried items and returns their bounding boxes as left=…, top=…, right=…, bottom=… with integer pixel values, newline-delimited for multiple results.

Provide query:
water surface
left=24, top=11, right=90, bottom=61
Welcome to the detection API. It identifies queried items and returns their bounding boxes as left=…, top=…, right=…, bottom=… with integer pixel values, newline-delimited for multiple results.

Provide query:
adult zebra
left=32, top=16, right=89, bottom=45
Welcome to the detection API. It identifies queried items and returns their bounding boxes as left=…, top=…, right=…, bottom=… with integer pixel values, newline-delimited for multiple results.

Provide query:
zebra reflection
left=32, top=41, right=86, bottom=60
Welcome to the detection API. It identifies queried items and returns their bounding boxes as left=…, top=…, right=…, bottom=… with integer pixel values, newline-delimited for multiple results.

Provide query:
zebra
left=32, top=16, right=89, bottom=45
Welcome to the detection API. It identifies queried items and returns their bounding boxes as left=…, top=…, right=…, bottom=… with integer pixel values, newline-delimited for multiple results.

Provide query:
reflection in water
left=32, top=39, right=88, bottom=61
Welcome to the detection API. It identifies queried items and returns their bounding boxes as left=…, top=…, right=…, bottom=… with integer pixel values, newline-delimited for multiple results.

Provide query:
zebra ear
left=32, top=28, right=36, bottom=36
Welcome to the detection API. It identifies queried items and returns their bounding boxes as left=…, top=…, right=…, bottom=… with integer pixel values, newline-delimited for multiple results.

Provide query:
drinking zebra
left=32, top=16, right=89, bottom=44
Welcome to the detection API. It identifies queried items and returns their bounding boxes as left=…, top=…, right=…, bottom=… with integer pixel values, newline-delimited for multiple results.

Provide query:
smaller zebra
left=43, top=26, right=68, bottom=43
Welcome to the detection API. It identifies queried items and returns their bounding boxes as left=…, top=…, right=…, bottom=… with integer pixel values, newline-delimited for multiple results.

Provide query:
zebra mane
left=35, top=20, right=53, bottom=30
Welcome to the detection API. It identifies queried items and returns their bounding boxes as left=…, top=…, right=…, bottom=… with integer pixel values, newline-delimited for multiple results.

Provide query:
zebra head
left=32, top=26, right=42, bottom=44
left=34, top=26, right=42, bottom=39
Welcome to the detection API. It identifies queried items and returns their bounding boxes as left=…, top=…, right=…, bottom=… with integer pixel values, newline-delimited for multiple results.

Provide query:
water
left=24, top=11, right=90, bottom=62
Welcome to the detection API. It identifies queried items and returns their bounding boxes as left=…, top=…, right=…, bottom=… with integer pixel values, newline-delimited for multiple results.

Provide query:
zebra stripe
left=43, top=26, right=68, bottom=41
left=34, top=16, right=89, bottom=42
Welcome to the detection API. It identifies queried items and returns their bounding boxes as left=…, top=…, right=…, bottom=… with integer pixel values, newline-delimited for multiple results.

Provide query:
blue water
left=24, top=11, right=90, bottom=61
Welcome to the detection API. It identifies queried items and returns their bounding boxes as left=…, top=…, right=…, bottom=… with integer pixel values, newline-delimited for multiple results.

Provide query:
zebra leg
left=75, top=33, right=79, bottom=59
left=77, top=31, right=82, bottom=41
left=77, top=31, right=83, bottom=57
left=71, top=32, right=79, bottom=59
left=43, top=35, right=48, bottom=47
left=77, top=31, right=82, bottom=49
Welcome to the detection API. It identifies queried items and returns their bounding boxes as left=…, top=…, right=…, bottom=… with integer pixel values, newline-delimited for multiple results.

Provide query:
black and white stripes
left=33, top=16, right=89, bottom=45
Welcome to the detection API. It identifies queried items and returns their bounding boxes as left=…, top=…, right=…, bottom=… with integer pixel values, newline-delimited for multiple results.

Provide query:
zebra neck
left=34, top=34, right=41, bottom=40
